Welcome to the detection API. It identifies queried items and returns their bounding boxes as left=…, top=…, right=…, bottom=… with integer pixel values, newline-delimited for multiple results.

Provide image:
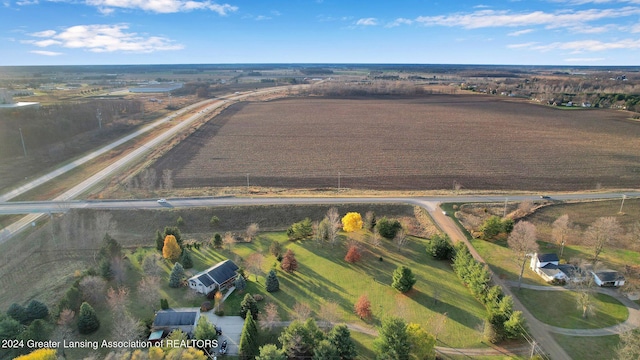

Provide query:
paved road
left=0, top=86, right=303, bottom=243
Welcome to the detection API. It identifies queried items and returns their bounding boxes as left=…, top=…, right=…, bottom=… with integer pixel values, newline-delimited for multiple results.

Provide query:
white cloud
left=507, top=29, right=533, bottom=36
left=254, top=15, right=271, bottom=21
left=564, top=57, right=606, bottom=62
left=507, top=42, right=540, bottom=48
left=386, top=18, right=413, bottom=28
left=631, top=23, right=640, bottom=32
left=30, top=30, right=57, bottom=37
left=415, top=7, right=640, bottom=29
left=84, top=0, right=238, bottom=14
left=511, top=38, right=640, bottom=53
left=25, top=24, right=184, bottom=53
left=31, top=50, right=63, bottom=56
left=16, top=0, right=38, bottom=5
left=356, top=17, right=378, bottom=26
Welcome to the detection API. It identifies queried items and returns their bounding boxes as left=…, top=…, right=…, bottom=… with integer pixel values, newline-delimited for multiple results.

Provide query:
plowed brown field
left=152, top=95, right=640, bottom=191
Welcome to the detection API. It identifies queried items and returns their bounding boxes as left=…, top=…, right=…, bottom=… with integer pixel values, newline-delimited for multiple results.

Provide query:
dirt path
left=424, top=201, right=572, bottom=360
left=506, top=281, right=640, bottom=337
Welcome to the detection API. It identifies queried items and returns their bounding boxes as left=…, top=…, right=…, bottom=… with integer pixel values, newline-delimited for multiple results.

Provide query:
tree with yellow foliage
left=14, top=349, right=57, bottom=360
left=342, top=212, right=363, bottom=232
left=163, top=235, right=181, bottom=262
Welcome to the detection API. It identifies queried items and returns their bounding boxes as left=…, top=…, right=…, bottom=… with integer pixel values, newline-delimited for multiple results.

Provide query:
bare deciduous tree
left=370, top=229, right=382, bottom=248
left=111, top=312, right=144, bottom=343
left=291, top=302, right=312, bottom=322
left=137, top=276, right=161, bottom=309
left=626, top=221, right=640, bottom=251
left=259, top=302, right=281, bottom=331
left=79, top=276, right=107, bottom=305
left=162, top=169, right=173, bottom=190
left=585, top=217, right=622, bottom=264
left=223, top=232, right=236, bottom=251
left=140, top=168, right=157, bottom=192
left=110, top=257, right=127, bottom=285
left=326, top=207, right=341, bottom=247
left=394, top=228, right=408, bottom=251
left=245, top=223, right=260, bottom=242
left=432, top=312, right=448, bottom=341
left=518, top=200, right=534, bottom=214
left=246, top=253, right=265, bottom=281
left=142, top=253, right=163, bottom=277
left=106, top=286, right=130, bottom=313
left=507, top=221, right=539, bottom=289
left=617, top=327, right=640, bottom=360
left=552, top=214, right=571, bottom=258
left=318, top=301, right=340, bottom=329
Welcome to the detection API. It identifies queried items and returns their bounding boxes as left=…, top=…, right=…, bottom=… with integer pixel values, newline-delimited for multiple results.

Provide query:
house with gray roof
left=152, top=308, right=199, bottom=335
left=188, top=259, right=239, bottom=294
left=591, top=270, right=625, bottom=287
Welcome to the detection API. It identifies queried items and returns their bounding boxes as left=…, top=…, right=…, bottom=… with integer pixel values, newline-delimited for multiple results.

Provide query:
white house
left=591, top=270, right=625, bottom=287
left=530, top=253, right=559, bottom=271
left=188, top=259, right=239, bottom=295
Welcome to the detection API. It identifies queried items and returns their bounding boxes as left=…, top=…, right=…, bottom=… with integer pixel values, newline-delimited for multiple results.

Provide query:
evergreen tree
left=313, top=340, right=339, bottom=360
left=426, top=234, right=455, bottom=260
left=169, top=262, right=185, bottom=288
left=279, top=319, right=324, bottom=359
left=6, top=303, right=28, bottom=324
left=329, top=324, right=357, bottom=360
left=20, top=319, right=49, bottom=343
left=392, top=265, right=416, bottom=293
left=180, top=250, right=193, bottom=269
left=77, top=302, right=100, bottom=334
left=235, top=275, right=247, bottom=292
left=374, top=317, right=410, bottom=360
left=238, top=313, right=259, bottom=359
left=213, top=233, right=223, bottom=248
left=265, top=269, right=280, bottom=292
left=98, top=233, right=122, bottom=260
left=25, top=300, right=49, bottom=321
left=160, top=299, right=169, bottom=310
left=0, top=317, right=23, bottom=341
left=99, top=258, right=113, bottom=280
left=376, top=217, right=402, bottom=239
left=256, top=344, right=286, bottom=360
left=194, top=316, right=218, bottom=341
left=155, top=230, right=164, bottom=251
left=240, top=294, right=259, bottom=320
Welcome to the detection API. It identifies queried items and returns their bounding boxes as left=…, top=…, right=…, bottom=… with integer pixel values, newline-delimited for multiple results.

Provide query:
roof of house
left=537, top=253, right=560, bottom=263
left=558, top=264, right=587, bottom=279
left=594, top=270, right=625, bottom=282
left=153, top=310, right=198, bottom=327
left=207, top=260, right=239, bottom=284
left=539, top=266, right=566, bottom=279
left=197, top=273, right=215, bottom=287
left=189, top=259, right=239, bottom=286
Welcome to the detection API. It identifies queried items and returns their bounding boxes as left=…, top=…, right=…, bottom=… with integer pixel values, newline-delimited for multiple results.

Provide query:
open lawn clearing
left=553, top=334, right=619, bottom=360
left=514, top=288, right=628, bottom=329
left=470, top=238, right=550, bottom=286
left=127, top=231, right=487, bottom=349
left=152, top=95, right=640, bottom=191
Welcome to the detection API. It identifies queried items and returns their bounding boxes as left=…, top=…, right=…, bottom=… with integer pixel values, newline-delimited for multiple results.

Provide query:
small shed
left=591, top=270, right=625, bottom=287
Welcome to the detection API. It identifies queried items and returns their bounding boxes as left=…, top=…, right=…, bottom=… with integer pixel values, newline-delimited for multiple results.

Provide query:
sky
left=1, top=0, right=640, bottom=66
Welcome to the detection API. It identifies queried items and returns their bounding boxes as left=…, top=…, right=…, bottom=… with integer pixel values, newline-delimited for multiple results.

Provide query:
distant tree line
left=306, top=81, right=426, bottom=97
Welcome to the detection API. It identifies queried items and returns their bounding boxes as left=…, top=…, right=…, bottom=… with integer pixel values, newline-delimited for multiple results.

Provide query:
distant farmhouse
left=0, top=88, right=39, bottom=109
left=188, top=259, right=239, bottom=295
left=530, top=253, right=624, bottom=286
left=128, top=82, right=183, bottom=93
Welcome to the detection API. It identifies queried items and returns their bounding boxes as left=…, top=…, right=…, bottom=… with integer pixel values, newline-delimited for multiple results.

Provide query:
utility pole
left=503, top=197, right=508, bottom=217
left=619, top=194, right=627, bottom=214
left=246, top=173, right=249, bottom=191
left=96, top=108, right=102, bottom=129
left=338, top=171, right=341, bottom=192
left=19, top=127, right=27, bottom=157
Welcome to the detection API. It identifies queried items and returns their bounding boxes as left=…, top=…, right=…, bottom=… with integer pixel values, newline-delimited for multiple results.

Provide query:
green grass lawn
left=554, top=334, right=620, bottom=360
left=470, top=239, right=549, bottom=286
left=124, top=230, right=488, bottom=349
left=514, top=288, right=628, bottom=329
